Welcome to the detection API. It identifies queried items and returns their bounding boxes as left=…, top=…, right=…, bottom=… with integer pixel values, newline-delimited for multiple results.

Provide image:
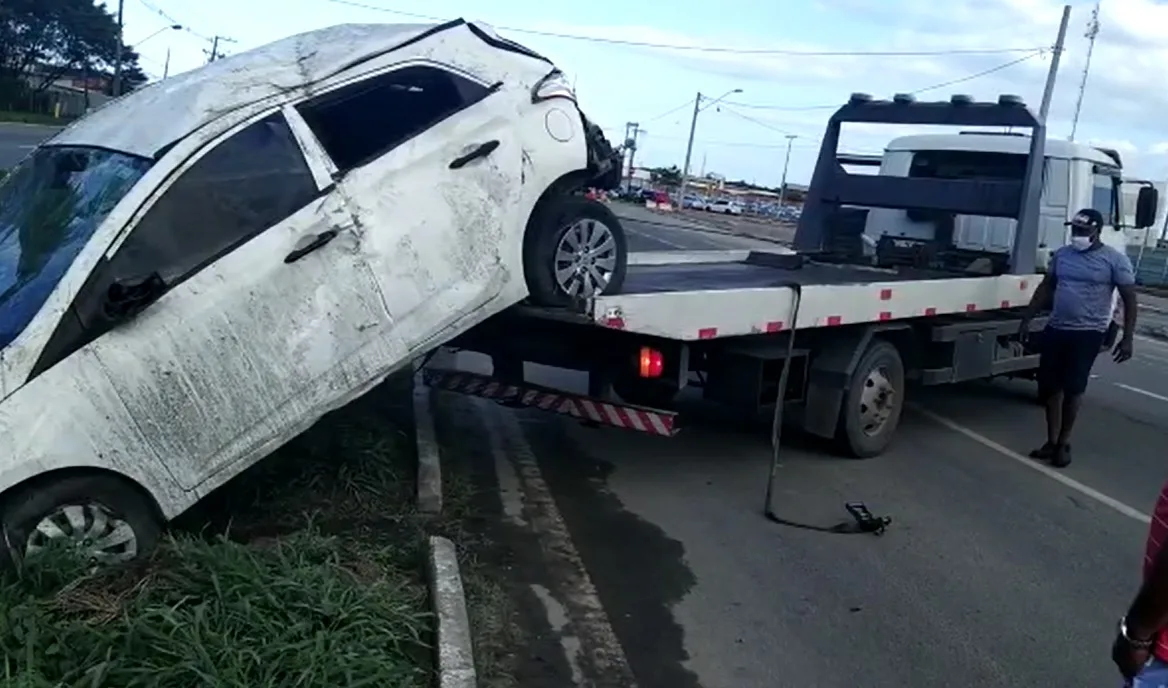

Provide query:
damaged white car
left=0, top=19, right=625, bottom=565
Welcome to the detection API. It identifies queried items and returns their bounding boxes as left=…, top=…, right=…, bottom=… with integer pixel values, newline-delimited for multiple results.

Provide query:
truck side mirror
left=1135, top=186, right=1159, bottom=229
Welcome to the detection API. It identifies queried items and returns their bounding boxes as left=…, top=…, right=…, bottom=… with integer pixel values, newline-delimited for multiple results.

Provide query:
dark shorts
left=1037, top=327, right=1106, bottom=398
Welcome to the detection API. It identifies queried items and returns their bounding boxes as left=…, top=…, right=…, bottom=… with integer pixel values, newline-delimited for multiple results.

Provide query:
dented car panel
left=0, top=19, right=606, bottom=524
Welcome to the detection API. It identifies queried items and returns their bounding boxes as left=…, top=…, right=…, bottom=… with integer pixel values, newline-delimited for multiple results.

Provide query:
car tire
left=834, top=339, right=905, bottom=459
left=524, top=195, right=628, bottom=307
left=0, top=474, right=162, bottom=570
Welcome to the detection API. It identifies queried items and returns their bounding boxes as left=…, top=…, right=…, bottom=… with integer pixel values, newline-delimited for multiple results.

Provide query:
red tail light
left=638, top=347, right=664, bottom=378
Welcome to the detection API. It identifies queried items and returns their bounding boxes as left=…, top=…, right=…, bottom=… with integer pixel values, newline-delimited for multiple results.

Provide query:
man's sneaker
left=1050, top=443, right=1072, bottom=468
left=1029, top=442, right=1057, bottom=460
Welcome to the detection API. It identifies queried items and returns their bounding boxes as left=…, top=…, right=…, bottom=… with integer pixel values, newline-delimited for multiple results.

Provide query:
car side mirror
left=1135, top=186, right=1159, bottom=229
left=103, top=272, right=167, bottom=321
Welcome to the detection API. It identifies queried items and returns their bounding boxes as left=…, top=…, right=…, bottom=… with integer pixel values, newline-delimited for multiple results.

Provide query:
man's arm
left=1022, top=271, right=1056, bottom=319
left=1114, top=251, right=1138, bottom=342
left=1126, top=545, right=1168, bottom=639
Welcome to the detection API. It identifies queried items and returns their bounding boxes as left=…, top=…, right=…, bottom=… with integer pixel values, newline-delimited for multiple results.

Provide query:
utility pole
left=1069, top=1, right=1100, bottom=141
left=206, top=35, right=237, bottom=63
left=677, top=92, right=702, bottom=204
left=624, top=123, right=643, bottom=190
left=1038, top=4, right=1072, bottom=124
left=678, top=88, right=741, bottom=204
left=163, top=47, right=171, bottom=79
left=777, top=135, right=797, bottom=208
left=111, top=0, right=126, bottom=97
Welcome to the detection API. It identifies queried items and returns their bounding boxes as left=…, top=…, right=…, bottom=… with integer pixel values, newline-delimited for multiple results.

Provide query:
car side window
left=297, top=65, right=491, bottom=173
left=112, top=111, right=318, bottom=283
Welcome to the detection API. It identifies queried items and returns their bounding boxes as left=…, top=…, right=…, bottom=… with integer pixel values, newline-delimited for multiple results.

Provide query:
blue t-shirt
left=1047, top=243, right=1134, bottom=332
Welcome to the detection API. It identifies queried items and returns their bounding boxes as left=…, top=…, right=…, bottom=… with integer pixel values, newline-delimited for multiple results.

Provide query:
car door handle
left=449, top=140, right=500, bottom=169
left=284, top=229, right=339, bottom=264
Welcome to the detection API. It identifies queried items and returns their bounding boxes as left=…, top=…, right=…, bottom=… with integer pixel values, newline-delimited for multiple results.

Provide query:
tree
left=0, top=0, right=147, bottom=112
left=649, top=165, right=682, bottom=187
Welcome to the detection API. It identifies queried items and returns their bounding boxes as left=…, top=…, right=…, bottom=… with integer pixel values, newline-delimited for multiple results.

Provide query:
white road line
left=627, top=227, right=692, bottom=250
left=1114, top=382, right=1168, bottom=403
left=479, top=399, right=638, bottom=686
left=911, top=405, right=1152, bottom=525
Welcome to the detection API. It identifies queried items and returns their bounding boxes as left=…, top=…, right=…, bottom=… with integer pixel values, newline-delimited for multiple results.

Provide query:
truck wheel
left=835, top=339, right=905, bottom=458
left=612, top=376, right=680, bottom=408
left=524, top=196, right=628, bottom=307
left=1, top=474, right=162, bottom=570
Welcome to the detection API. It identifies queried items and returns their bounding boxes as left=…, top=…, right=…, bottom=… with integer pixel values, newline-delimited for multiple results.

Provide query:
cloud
left=547, top=0, right=1168, bottom=180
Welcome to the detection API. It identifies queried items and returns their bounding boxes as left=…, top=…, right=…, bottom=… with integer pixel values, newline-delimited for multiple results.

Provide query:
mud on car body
left=0, top=19, right=627, bottom=566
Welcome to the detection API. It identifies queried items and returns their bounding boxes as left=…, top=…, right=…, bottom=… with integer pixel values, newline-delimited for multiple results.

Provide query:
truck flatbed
left=570, top=250, right=1040, bottom=341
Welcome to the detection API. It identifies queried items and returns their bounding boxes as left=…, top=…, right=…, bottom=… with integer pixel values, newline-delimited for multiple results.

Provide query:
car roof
left=50, top=20, right=485, bottom=160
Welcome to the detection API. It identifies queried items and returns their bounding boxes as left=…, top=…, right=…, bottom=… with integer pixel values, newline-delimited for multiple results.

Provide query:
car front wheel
left=524, top=195, right=628, bottom=307
left=1, top=474, right=162, bottom=570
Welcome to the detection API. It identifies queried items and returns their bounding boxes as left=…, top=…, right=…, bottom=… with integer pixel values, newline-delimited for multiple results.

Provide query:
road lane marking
left=627, top=227, right=689, bottom=249
left=479, top=398, right=638, bottom=686
left=1114, top=383, right=1168, bottom=403
left=911, top=405, right=1152, bottom=525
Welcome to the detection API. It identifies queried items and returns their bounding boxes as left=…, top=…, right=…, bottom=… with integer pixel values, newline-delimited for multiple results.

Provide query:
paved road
left=434, top=216, right=1168, bottom=687
left=0, top=122, right=58, bottom=170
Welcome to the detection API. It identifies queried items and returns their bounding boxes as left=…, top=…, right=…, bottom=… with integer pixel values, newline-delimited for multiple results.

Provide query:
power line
left=327, top=0, right=1047, bottom=57
left=137, top=0, right=212, bottom=42
left=722, top=49, right=1047, bottom=111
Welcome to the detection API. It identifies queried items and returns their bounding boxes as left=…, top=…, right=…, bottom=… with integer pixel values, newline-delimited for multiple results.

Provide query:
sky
left=113, top=0, right=1168, bottom=188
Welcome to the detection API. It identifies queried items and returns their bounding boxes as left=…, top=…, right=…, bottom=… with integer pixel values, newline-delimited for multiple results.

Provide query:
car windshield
left=0, top=146, right=151, bottom=350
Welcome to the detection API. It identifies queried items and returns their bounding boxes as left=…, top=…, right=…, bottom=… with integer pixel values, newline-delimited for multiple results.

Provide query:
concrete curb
left=427, top=535, right=477, bottom=688
left=414, top=361, right=442, bottom=515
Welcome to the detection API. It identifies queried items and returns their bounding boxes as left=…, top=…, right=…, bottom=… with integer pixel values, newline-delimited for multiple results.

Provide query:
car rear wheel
left=524, top=196, right=628, bottom=307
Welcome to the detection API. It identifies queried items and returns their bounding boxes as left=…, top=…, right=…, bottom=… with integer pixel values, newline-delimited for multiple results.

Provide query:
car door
left=60, top=110, right=391, bottom=490
left=292, top=63, right=526, bottom=359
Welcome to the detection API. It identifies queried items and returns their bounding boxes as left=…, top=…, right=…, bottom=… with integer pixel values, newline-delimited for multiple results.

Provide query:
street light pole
left=678, top=87, right=742, bottom=205
left=777, top=135, right=797, bottom=208
left=111, top=0, right=125, bottom=97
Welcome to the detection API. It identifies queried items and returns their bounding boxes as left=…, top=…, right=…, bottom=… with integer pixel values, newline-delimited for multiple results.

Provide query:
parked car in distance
left=707, top=199, right=743, bottom=215
left=0, top=19, right=625, bottom=568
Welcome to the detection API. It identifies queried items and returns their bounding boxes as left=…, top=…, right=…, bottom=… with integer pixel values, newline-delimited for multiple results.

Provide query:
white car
left=707, top=199, right=743, bottom=215
left=0, top=20, right=625, bottom=565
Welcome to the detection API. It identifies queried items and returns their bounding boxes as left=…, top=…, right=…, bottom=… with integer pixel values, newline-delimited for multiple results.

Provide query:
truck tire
left=835, top=339, right=905, bottom=458
left=524, top=196, right=628, bottom=307
left=1, top=474, right=162, bottom=570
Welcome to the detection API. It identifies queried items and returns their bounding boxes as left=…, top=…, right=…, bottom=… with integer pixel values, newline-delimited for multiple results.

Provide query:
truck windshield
left=0, top=146, right=151, bottom=350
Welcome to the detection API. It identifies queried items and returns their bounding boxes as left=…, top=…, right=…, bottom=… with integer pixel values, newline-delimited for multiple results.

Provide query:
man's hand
left=1018, top=318, right=1031, bottom=345
left=1114, top=337, right=1134, bottom=363
left=1113, top=633, right=1152, bottom=679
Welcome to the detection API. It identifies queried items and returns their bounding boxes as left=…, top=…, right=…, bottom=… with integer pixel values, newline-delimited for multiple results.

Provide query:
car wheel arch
left=0, top=464, right=176, bottom=525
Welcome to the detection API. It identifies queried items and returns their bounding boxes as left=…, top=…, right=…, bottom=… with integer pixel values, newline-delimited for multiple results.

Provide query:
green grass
left=0, top=377, right=452, bottom=687
left=0, top=111, right=72, bottom=126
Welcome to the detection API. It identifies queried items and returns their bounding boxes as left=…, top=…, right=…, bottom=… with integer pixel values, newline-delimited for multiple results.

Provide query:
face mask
left=1070, top=236, right=1092, bottom=251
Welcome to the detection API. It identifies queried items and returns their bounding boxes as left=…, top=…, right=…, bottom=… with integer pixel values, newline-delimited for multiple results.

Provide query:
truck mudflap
left=422, top=368, right=679, bottom=436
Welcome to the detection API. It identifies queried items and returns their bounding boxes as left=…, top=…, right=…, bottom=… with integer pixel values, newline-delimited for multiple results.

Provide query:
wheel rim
left=858, top=367, right=897, bottom=437
left=553, top=218, right=618, bottom=298
left=25, top=504, right=138, bottom=565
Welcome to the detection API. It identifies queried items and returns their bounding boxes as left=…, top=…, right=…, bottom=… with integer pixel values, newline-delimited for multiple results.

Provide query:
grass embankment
left=0, top=375, right=507, bottom=687
left=0, top=111, right=72, bottom=126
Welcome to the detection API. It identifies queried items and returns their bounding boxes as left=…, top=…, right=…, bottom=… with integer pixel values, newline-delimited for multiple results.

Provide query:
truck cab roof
left=885, top=133, right=1119, bottom=167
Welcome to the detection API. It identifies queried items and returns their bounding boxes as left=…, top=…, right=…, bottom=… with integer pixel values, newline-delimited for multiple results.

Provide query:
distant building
left=15, top=64, right=113, bottom=118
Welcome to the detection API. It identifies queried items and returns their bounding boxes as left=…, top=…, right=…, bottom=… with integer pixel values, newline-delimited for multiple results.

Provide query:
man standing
left=1112, top=479, right=1168, bottom=686
left=1019, top=207, right=1136, bottom=468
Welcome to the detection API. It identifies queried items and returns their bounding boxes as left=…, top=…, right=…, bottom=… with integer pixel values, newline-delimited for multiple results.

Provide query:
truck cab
left=864, top=132, right=1128, bottom=270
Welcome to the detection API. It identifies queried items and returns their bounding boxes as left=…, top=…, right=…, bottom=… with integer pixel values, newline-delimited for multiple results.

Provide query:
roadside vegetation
left=0, top=111, right=72, bottom=126
left=0, top=375, right=511, bottom=686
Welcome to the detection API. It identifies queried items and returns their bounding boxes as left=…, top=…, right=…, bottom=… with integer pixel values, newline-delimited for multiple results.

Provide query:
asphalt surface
left=433, top=212, right=1168, bottom=688
left=0, top=122, right=58, bottom=170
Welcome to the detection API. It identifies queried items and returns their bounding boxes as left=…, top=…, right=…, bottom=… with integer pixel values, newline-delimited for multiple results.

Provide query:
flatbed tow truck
left=422, top=93, right=1160, bottom=460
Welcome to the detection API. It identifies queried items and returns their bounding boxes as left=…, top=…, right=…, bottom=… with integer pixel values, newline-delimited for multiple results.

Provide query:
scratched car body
left=0, top=19, right=624, bottom=564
